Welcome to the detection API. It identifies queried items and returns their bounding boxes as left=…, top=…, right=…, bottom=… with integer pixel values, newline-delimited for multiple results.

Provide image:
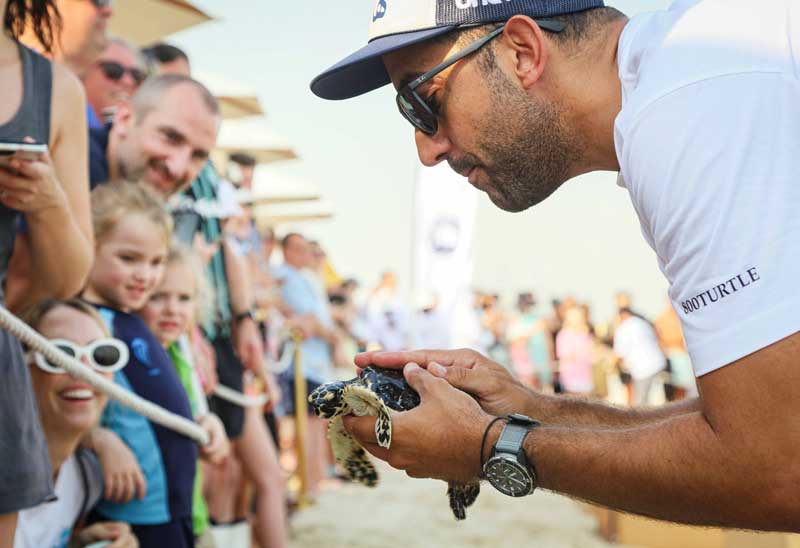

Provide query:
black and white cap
left=310, top=0, right=605, bottom=100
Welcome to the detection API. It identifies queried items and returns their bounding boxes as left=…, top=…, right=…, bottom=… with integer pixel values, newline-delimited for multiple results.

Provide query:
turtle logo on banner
left=429, top=216, right=461, bottom=255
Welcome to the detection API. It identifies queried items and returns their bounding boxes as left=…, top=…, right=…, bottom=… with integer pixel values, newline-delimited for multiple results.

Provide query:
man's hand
left=71, top=521, right=138, bottom=548
left=355, top=348, right=537, bottom=417
left=235, top=317, right=264, bottom=373
left=85, top=427, right=147, bottom=503
left=198, top=414, right=231, bottom=465
left=343, top=363, right=493, bottom=484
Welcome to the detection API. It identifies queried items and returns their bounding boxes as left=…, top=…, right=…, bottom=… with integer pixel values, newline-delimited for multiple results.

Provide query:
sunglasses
left=98, top=60, right=147, bottom=86
left=87, top=0, right=113, bottom=8
left=396, top=20, right=566, bottom=135
left=27, top=338, right=129, bottom=375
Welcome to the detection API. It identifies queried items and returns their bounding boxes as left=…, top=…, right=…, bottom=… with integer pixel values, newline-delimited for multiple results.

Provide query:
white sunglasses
left=27, top=338, right=129, bottom=375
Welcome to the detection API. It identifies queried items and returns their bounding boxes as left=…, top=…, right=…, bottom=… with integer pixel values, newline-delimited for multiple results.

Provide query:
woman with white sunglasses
left=17, top=298, right=137, bottom=548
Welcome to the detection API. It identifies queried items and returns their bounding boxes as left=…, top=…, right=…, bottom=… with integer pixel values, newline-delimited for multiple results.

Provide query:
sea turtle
left=308, top=366, right=481, bottom=520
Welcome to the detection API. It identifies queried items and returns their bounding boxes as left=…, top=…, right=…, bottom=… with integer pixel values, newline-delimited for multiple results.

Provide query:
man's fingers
left=360, top=442, right=391, bottom=462
left=357, top=349, right=458, bottom=369
left=428, top=361, right=486, bottom=396
left=403, top=362, right=446, bottom=398
left=342, top=415, right=377, bottom=444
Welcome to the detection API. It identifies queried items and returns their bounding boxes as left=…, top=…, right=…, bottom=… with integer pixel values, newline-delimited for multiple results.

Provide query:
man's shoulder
left=617, top=0, right=795, bottom=128
left=88, top=124, right=111, bottom=188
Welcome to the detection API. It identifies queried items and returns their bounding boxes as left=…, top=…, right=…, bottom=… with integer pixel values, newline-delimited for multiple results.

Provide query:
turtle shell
left=359, top=366, right=421, bottom=412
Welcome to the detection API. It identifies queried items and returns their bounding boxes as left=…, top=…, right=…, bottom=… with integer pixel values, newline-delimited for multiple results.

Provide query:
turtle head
left=308, top=380, right=349, bottom=418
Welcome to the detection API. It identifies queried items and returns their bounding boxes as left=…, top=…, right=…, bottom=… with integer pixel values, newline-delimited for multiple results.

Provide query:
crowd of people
left=1, top=1, right=323, bottom=547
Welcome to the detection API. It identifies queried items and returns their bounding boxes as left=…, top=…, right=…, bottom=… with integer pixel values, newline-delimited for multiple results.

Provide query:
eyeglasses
left=27, top=338, right=129, bottom=375
left=87, top=0, right=113, bottom=8
left=98, top=60, right=147, bottom=86
left=396, top=20, right=566, bottom=135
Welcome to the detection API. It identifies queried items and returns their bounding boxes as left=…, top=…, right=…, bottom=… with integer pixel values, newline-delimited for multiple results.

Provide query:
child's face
left=86, top=213, right=168, bottom=312
left=139, top=260, right=196, bottom=347
left=29, top=306, right=111, bottom=440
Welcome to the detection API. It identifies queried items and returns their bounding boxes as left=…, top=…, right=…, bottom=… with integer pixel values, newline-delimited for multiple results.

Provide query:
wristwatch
left=483, top=413, right=540, bottom=497
left=234, top=309, right=255, bottom=324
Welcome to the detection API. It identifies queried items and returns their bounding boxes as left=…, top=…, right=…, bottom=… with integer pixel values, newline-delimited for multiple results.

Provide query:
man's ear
left=113, top=103, right=135, bottom=138
left=501, top=15, right=549, bottom=90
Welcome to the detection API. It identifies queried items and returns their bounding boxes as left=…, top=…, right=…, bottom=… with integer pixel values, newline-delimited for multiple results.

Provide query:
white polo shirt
left=614, top=0, right=800, bottom=376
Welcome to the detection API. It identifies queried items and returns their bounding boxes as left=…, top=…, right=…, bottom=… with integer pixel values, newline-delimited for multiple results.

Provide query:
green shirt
left=168, top=343, right=210, bottom=536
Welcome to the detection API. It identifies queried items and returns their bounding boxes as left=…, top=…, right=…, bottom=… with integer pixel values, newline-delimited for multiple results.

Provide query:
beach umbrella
left=108, top=0, right=213, bottom=46
left=214, top=116, right=297, bottom=166
left=195, top=71, right=265, bottom=120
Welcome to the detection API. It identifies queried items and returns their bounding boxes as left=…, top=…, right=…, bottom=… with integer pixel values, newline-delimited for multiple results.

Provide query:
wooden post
left=292, top=331, right=310, bottom=509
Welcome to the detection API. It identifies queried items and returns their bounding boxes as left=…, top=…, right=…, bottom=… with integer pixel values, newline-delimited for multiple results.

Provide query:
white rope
left=213, top=384, right=269, bottom=408
left=267, top=339, right=295, bottom=375
left=0, top=306, right=209, bottom=446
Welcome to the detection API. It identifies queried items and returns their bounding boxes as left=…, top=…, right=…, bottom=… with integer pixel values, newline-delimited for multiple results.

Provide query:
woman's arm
left=5, top=64, right=93, bottom=310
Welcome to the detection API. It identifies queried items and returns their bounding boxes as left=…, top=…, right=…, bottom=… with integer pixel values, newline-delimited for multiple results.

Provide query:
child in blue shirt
left=80, top=181, right=205, bottom=548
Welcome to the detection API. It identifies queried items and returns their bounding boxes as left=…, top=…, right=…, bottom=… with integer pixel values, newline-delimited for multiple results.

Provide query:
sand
left=289, top=463, right=622, bottom=548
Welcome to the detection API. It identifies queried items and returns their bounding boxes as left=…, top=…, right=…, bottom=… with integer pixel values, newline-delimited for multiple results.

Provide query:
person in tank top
left=0, top=2, right=94, bottom=546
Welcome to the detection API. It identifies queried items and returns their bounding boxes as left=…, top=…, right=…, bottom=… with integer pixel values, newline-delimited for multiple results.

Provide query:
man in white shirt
left=613, top=308, right=665, bottom=405
left=309, top=0, right=800, bottom=532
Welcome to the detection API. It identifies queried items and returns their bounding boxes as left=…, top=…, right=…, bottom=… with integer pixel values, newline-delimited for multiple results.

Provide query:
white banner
left=412, top=163, right=480, bottom=350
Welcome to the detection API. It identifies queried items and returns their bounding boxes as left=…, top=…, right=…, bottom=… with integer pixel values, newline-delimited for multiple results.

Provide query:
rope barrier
left=0, top=305, right=209, bottom=446
left=213, top=384, right=269, bottom=408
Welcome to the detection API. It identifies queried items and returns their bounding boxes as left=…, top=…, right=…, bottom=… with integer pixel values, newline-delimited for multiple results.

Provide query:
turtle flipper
left=446, top=482, right=480, bottom=520
left=344, top=385, right=393, bottom=449
left=328, top=416, right=379, bottom=487
left=309, top=380, right=350, bottom=419
left=373, top=405, right=392, bottom=449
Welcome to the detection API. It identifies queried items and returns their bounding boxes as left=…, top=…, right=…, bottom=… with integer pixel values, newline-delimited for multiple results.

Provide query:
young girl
left=139, top=244, right=229, bottom=546
left=142, top=244, right=288, bottom=548
left=80, top=181, right=208, bottom=548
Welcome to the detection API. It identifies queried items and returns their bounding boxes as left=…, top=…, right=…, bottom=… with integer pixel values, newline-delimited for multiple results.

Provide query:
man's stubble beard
left=476, top=68, right=583, bottom=213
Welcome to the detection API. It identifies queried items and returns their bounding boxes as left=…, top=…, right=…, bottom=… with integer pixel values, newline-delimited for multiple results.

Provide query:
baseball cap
left=311, top=0, right=604, bottom=100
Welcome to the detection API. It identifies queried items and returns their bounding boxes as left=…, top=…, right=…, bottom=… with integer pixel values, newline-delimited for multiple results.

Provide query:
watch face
left=484, top=456, right=534, bottom=497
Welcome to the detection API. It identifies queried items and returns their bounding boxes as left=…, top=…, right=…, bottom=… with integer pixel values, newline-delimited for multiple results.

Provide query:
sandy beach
left=289, top=463, right=623, bottom=548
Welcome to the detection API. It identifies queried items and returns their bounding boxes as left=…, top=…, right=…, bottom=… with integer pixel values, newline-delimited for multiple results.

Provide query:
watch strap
left=495, top=422, right=534, bottom=454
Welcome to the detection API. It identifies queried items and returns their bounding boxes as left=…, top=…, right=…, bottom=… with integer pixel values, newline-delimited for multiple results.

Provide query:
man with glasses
left=83, top=37, right=147, bottom=129
left=311, top=0, right=800, bottom=532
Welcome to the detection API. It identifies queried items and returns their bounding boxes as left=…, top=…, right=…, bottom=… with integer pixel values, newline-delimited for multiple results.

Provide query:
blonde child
left=139, top=244, right=229, bottom=547
left=80, top=181, right=219, bottom=548
left=141, top=244, right=288, bottom=548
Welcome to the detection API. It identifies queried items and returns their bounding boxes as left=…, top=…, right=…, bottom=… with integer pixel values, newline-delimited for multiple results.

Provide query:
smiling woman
left=14, top=299, right=137, bottom=548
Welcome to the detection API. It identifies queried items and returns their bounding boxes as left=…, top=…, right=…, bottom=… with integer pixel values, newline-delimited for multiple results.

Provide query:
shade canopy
left=236, top=189, right=320, bottom=207
left=214, top=116, right=297, bottom=165
left=195, top=71, right=265, bottom=120
left=255, top=208, right=334, bottom=228
left=108, top=0, right=213, bottom=46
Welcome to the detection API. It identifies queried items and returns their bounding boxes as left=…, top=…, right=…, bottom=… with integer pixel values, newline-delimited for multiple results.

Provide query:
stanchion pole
left=292, top=330, right=311, bottom=509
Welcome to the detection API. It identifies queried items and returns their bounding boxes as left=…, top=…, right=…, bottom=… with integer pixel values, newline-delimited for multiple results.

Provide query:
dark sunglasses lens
left=130, top=69, right=146, bottom=85
left=49, top=343, right=76, bottom=370
left=91, top=0, right=112, bottom=8
left=100, top=61, right=124, bottom=81
left=92, top=345, right=122, bottom=369
left=398, top=93, right=436, bottom=135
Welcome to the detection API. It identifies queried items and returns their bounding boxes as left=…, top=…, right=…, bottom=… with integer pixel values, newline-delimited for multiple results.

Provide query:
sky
left=171, top=0, right=674, bottom=322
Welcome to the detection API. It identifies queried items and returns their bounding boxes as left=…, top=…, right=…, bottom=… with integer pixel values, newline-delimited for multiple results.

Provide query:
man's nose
left=415, top=129, right=452, bottom=167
